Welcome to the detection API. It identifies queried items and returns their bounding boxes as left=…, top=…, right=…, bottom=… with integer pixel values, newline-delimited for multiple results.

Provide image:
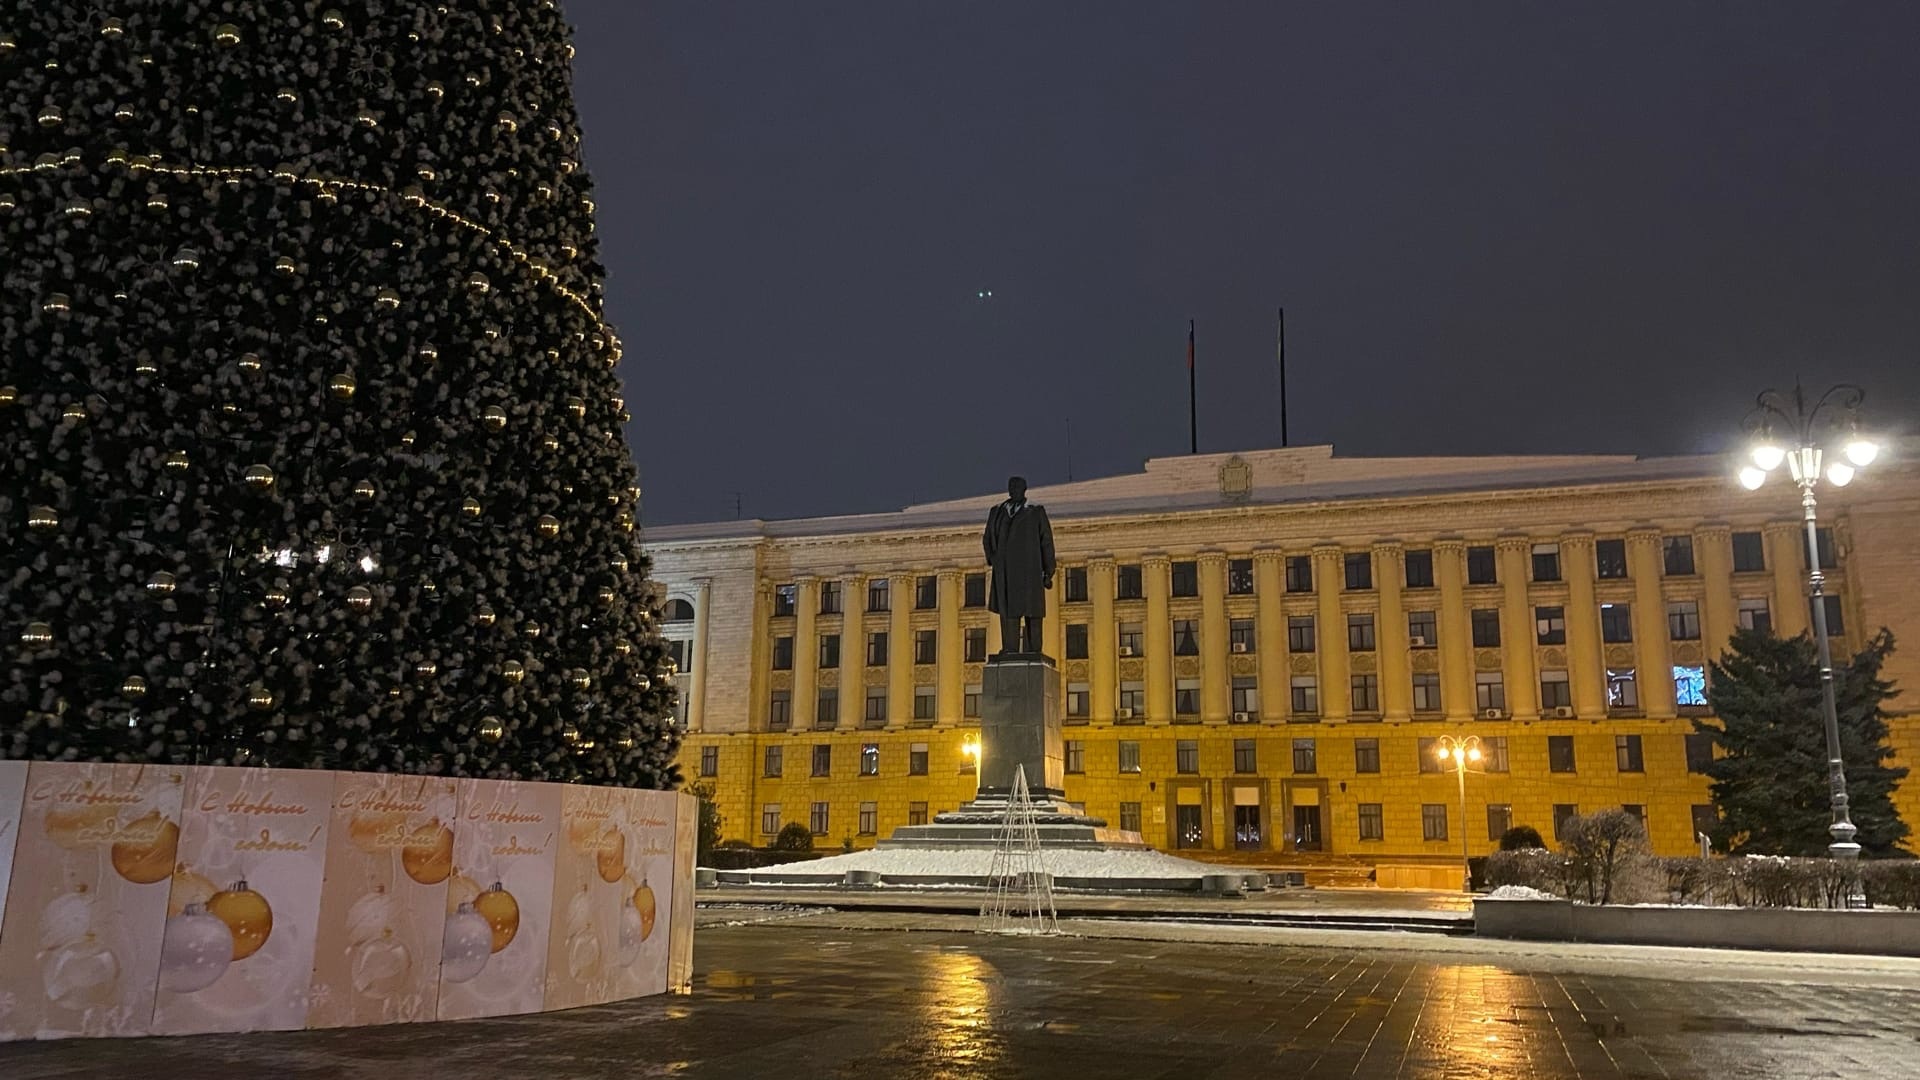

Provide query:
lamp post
left=1435, top=735, right=1482, bottom=893
left=962, top=735, right=981, bottom=797
left=1738, top=384, right=1881, bottom=869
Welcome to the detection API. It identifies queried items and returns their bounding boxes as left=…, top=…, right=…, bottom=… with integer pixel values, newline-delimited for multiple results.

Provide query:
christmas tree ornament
left=474, top=882, right=520, bottom=953
left=146, top=571, right=177, bottom=595
left=441, top=903, right=492, bottom=983
left=611, top=554, right=629, bottom=573
left=121, top=675, right=148, bottom=699
left=566, top=397, right=585, bottom=419
left=263, top=589, right=291, bottom=611
left=171, top=247, right=201, bottom=272
left=208, top=880, right=274, bottom=960
left=347, top=586, right=375, bottom=611
left=474, top=607, right=497, bottom=627
left=248, top=684, right=276, bottom=711
left=374, top=288, right=401, bottom=312
left=163, top=449, right=190, bottom=472
left=237, top=352, right=263, bottom=374
left=0, top=386, right=15, bottom=407
left=23, top=621, right=57, bottom=646
left=402, top=819, right=455, bottom=885
left=158, top=904, right=233, bottom=993
left=416, top=342, right=440, bottom=362
left=479, top=716, right=505, bottom=741
left=330, top=372, right=358, bottom=400
left=596, top=827, right=625, bottom=882
left=541, top=434, right=560, bottom=452
left=353, top=479, right=378, bottom=501
left=212, top=23, right=241, bottom=47
left=461, top=497, right=483, bottom=518
left=61, top=400, right=86, bottom=422
left=243, top=464, right=276, bottom=492
left=466, top=272, right=491, bottom=294
left=536, top=514, right=560, bottom=538
left=28, top=506, right=59, bottom=531
left=414, top=659, right=438, bottom=681
left=501, top=660, right=525, bottom=684
left=571, top=669, right=592, bottom=691
left=111, top=811, right=180, bottom=883
left=482, top=405, right=508, bottom=432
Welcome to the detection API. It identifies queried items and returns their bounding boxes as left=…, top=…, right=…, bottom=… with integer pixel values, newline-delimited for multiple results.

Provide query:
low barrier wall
left=1474, top=897, right=1920, bottom=956
left=0, top=760, right=694, bottom=1040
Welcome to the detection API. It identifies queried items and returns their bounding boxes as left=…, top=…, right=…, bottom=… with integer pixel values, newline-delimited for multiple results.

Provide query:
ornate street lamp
left=1739, top=384, right=1881, bottom=867
left=1434, top=735, right=1482, bottom=892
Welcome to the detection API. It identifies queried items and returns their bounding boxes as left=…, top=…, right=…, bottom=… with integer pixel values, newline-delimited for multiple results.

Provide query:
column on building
left=887, top=572, right=914, bottom=728
left=1312, top=545, right=1349, bottom=721
left=1494, top=536, right=1539, bottom=720
left=1765, top=520, right=1810, bottom=638
left=937, top=569, right=964, bottom=723
left=1626, top=529, right=1677, bottom=719
left=1560, top=533, right=1607, bottom=718
left=688, top=577, right=712, bottom=731
left=1198, top=552, right=1230, bottom=723
left=1696, top=524, right=1735, bottom=657
left=1143, top=555, right=1173, bottom=721
left=1433, top=540, right=1473, bottom=722
left=1089, top=557, right=1117, bottom=721
left=841, top=573, right=865, bottom=727
left=1254, top=550, right=1287, bottom=722
left=1373, top=541, right=1410, bottom=721
left=791, top=576, right=819, bottom=735
left=751, top=579, right=772, bottom=731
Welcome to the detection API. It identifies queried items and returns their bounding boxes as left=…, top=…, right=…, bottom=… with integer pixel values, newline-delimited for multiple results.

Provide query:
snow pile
left=1484, top=884, right=1558, bottom=901
left=737, top=846, right=1226, bottom=881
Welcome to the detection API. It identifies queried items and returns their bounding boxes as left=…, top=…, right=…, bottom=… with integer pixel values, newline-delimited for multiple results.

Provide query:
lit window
left=1674, top=665, right=1707, bottom=707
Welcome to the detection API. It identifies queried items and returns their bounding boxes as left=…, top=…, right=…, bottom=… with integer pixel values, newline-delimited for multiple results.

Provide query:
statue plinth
left=978, top=654, right=1064, bottom=798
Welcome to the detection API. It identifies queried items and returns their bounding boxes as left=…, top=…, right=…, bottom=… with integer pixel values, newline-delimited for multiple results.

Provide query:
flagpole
left=1277, top=307, right=1289, bottom=448
left=1188, top=319, right=1197, bottom=454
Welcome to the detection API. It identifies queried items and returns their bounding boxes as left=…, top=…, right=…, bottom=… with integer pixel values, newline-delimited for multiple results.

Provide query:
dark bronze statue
left=983, top=476, right=1054, bottom=657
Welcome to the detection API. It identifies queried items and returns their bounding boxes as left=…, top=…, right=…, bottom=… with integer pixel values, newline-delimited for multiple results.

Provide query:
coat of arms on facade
left=1218, top=455, right=1253, bottom=501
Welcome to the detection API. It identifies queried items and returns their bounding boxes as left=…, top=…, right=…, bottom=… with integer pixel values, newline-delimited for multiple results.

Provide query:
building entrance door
left=1175, top=805, right=1205, bottom=849
left=1291, top=806, right=1323, bottom=852
left=1233, top=805, right=1262, bottom=850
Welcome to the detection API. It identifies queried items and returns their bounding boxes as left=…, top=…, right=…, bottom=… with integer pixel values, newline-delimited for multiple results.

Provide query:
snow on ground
left=1484, top=885, right=1558, bottom=900
left=713, top=846, right=1228, bottom=880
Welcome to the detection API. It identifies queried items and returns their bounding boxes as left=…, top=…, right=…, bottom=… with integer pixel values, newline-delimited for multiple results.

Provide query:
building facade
left=647, top=445, right=1920, bottom=876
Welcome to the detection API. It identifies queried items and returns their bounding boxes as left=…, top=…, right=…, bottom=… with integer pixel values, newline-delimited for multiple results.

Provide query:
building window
left=1540, top=670, right=1572, bottom=709
left=819, top=580, right=843, bottom=615
left=1674, top=665, right=1707, bottom=707
left=761, top=804, right=781, bottom=835
left=1667, top=600, right=1702, bottom=641
left=771, top=635, right=794, bottom=671
left=965, top=572, right=987, bottom=608
left=914, top=629, right=937, bottom=664
left=1685, top=733, right=1715, bottom=773
left=1553, top=804, right=1578, bottom=840
left=1118, top=741, right=1142, bottom=773
left=1116, top=564, right=1144, bottom=600
left=1064, top=566, right=1089, bottom=603
left=1354, top=738, right=1381, bottom=774
left=1692, top=804, right=1716, bottom=840
left=910, top=742, right=929, bottom=775
left=666, top=638, right=692, bottom=676
left=1170, top=678, right=1199, bottom=718
left=810, top=802, right=830, bottom=836
left=1548, top=735, right=1576, bottom=773
left=909, top=802, right=930, bottom=827
left=1607, top=668, right=1639, bottom=711
left=1231, top=677, right=1259, bottom=716
left=664, top=599, right=697, bottom=623
left=769, top=690, right=791, bottom=731
left=1467, top=545, right=1497, bottom=585
left=1287, top=616, right=1316, bottom=653
left=1285, top=556, right=1314, bottom=593
left=1228, top=558, right=1255, bottom=595
left=1347, top=613, right=1376, bottom=652
left=1475, top=672, right=1506, bottom=712
left=1629, top=804, right=1652, bottom=832
left=812, top=744, right=833, bottom=777
left=1350, top=674, right=1379, bottom=713
left=773, top=584, right=797, bottom=617
left=914, top=689, right=936, bottom=721
left=1119, top=681, right=1145, bottom=718
left=915, top=575, right=938, bottom=610
left=1737, top=597, right=1772, bottom=633
left=1596, top=538, right=1628, bottom=580
left=1418, top=737, right=1444, bottom=772
left=819, top=633, right=841, bottom=669
left=1234, top=739, right=1257, bottom=773
left=1358, top=803, right=1384, bottom=841
left=1807, top=526, right=1838, bottom=570
left=1065, top=623, right=1089, bottom=660
left=816, top=690, right=840, bottom=729
left=1404, top=549, right=1435, bottom=588
left=1230, top=618, right=1256, bottom=653
left=1119, top=622, right=1144, bottom=656
left=1176, top=740, right=1200, bottom=774
left=763, top=745, right=783, bottom=778
left=1732, top=531, right=1766, bottom=572
left=1535, top=606, right=1566, bottom=645
left=1408, top=610, right=1438, bottom=647
left=1412, top=672, right=1442, bottom=713
left=1470, top=608, right=1501, bottom=648
left=1616, top=734, right=1644, bottom=772
left=858, top=802, right=878, bottom=835
left=1422, top=804, right=1449, bottom=841
left=1171, top=560, right=1199, bottom=597
left=1487, top=804, right=1513, bottom=841
left=1290, top=676, right=1319, bottom=715
left=964, top=626, right=987, bottom=663
left=865, top=689, right=887, bottom=726
left=1664, top=536, right=1697, bottom=576
left=1532, top=543, right=1561, bottom=582
left=1065, top=740, right=1085, bottom=774
left=1067, top=682, right=1090, bottom=718
left=1173, top=619, right=1200, bottom=656
left=1344, top=551, right=1373, bottom=590
left=1600, top=603, right=1633, bottom=643
left=1813, top=595, right=1846, bottom=635
left=699, top=745, right=718, bottom=777
left=1292, top=738, right=1317, bottom=773
left=963, top=684, right=981, bottom=719
left=1119, top=802, right=1143, bottom=833
left=1483, top=736, right=1510, bottom=773
left=866, top=631, right=888, bottom=666
left=867, top=578, right=890, bottom=612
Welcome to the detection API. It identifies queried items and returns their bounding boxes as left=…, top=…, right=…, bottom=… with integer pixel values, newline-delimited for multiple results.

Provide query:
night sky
left=570, top=3, right=1920, bottom=526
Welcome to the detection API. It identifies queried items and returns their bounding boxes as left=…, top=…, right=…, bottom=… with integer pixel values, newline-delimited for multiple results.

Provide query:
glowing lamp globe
left=1737, top=466, right=1767, bottom=491
left=1749, top=442, right=1786, bottom=472
left=1844, top=438, right=1880, bottom=468
left=1826, top=462, right=1855, bottom=487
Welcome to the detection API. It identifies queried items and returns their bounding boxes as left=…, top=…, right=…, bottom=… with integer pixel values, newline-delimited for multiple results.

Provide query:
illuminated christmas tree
left=1, top=3, right=680, bottom=786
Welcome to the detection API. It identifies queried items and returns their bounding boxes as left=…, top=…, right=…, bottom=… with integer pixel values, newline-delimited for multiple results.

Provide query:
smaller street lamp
left=962, top=735, right=981, bottom=796
left=1435, top=735, right=1482, bottom=893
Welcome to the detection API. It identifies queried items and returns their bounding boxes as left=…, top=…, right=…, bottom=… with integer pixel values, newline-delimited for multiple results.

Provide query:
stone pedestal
left=978, top=654, right=1064, bottom=797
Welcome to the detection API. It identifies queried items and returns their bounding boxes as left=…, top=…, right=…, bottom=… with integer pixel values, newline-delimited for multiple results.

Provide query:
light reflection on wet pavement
left=5, top=922, right=1920, bottom=1078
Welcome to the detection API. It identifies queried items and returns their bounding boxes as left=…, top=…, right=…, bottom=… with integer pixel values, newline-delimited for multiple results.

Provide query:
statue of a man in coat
left=983, top=476, right=1055, bottom=657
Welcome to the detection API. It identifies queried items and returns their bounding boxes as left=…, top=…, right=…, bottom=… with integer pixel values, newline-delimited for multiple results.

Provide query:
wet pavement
left=6, top=917, right=1920, bottom=1079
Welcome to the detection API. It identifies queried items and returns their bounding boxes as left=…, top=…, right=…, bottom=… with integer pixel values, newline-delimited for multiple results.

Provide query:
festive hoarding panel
left=435, top=778, right=561, bottom=1022
left=0, top=761, right=26, bottom=954
left=667, top=790, right=697, bottom=995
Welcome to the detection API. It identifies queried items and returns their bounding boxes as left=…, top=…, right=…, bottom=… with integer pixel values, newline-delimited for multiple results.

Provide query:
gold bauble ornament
left=416, top=342, right=439, bottom=362
left=478, top=716, right=505, bottom=742
left=263, top=589, right=290, bottom=611
left=171, top=247, right=200, bottom=271
left=237, top=352, right=262, bottom=374
left=167, top=868, right=220, bottom=917
left=566, top=397, right=586, bottom=419
left=614, top=641, right=634, bottom=657
left=466, top=272, right=490, bottom=294
left=459, top=497, right=484, bottom=521
left=541, top=434, right=559, bottom=452
left=536, top=514, right=560, bottom=538
left=496, top=112, right=519, bottom=133
left=596, top=587, right=616, bottom=607
left=562, top=722, right=580, bottom=743
left=596, top=828, right=625, bottom=883
left=21, top=622, right=54, bottom=646
left=276, top=87, right=297, bottom=104
left=474, top=607, right=497, bottom=628
left=321, top=8, right=346, bottom=30
left=164, top=449, right=189, bottom=472
left=399, top=430, right=417, bottom=448
left=273, top=256, right=297, bottom=276
left=102, top=17, right=127, bottom=38
left=329, top=372, right=357, bottom=400
left=353, top=479, right=377, bottom=501
left=413, top=659, right=438, bottom=681
left=61, top=401, right=87, bottom=423
left=28, top=505, right=58, bottom=531
left=617, top=510, right=635, bottom=533
left=146, top=571, right=177, bottom=596
left=354, top=108, right=378, bottom=128
left=121, top=675, right=148, bottom=699
left=146, top=193, right=168, bottom=212
left=482, top=405, right=507, bottom=432
left=39, top=106, right=64, bottom=128
left=64, top=198, right=92, bottom=218
left=346, top=585, right=374, bottom=612
left=474, top=884, right=520, bottom=953
left=426, top=80, right=445, bottom=100
left=570, top=669, right=592, bottom=691
left=109, top=811, right=179, bottom=885
left=248, top=683, right=275, bottom=711
left=501, top=659, right=525, bottom=684
left=242, top=464, right=275, bottom=492
left=401, top=820, right=454, bottom=885
left=0, top=386, right=15, bottom=407
left=374, top=288, right=400, bottom=311
left=633, top=879, right=657, bottom=941
left=611, top=554, right=629, bottom=573
left=208, top=881, right=273, bottom=960
left=44, top=294, right=73, bottom=314
left=213, top=23, right=241, bottom=47
left=523, top=622, right=543, bottom=640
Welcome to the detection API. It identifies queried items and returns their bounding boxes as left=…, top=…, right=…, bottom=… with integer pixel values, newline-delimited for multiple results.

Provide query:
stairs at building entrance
left=1179, top=851, right=1381, bottom=889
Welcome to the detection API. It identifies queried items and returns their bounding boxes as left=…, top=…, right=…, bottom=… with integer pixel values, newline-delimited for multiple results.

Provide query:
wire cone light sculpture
left=979, top=764, right=1060, bottom=936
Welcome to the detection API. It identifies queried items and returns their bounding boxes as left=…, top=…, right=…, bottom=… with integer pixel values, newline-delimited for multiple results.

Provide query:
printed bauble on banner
left=158, top=905, right=235, bottom=994
left=440, top=905, right=493, bottom=984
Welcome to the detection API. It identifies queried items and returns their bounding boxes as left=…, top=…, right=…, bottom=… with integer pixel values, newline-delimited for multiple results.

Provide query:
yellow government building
left=646, top=444, right=1920, bottom=882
